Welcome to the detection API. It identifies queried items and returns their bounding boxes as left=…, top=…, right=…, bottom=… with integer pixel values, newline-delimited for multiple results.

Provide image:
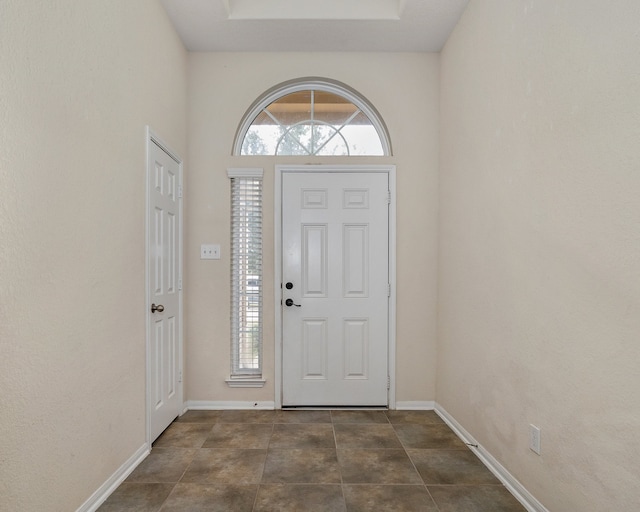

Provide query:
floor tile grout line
left=402, top=440, right=442, bottom=511
left=158, top=420, right=210, bottom=512
left=261, top=421, right=276, bottom=485
left=426, top=483, right=509, bottom=487
left=156, top=481, right=181, bottom=512
left=390, top=419, right=445, bottom=512
left=331, top=420, right=350, bottom=512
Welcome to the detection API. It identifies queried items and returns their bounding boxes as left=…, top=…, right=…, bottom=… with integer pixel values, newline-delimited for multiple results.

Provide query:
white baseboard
left=184, top=400, right=276, bottom=410
left=395, top=401, right=435, bottom=410
left=434, top=403, right=549, bottom=512
left=76, top=443, right=149, bottom=512
left=185, top=401, right=434, bottom=411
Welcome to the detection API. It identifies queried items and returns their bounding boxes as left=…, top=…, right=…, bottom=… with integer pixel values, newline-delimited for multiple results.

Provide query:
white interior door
left=147, top=137, right=182, bottom=442
left=282, top=171, right=389, bottom=406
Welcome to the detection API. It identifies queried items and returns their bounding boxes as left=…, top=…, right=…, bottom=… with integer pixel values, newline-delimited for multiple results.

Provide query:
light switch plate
left=201, top=244, right=221, bottom=260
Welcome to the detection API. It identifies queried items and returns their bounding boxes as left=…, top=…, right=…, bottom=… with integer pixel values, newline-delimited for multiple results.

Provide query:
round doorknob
left=151, top=303, right=165, bottom=313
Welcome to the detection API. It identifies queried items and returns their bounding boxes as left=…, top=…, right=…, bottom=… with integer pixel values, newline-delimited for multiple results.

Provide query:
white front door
left=282, top=171, right=389, bottom=406
left=147, top=136, right=182, bottom=442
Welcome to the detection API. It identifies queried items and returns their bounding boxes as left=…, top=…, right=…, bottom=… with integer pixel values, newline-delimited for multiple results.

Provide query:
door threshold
left=282, top=405, right=388, bottom=410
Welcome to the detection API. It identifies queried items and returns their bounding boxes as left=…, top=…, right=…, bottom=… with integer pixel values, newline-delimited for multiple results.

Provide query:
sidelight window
left=228, top=168, right=263, bottom=382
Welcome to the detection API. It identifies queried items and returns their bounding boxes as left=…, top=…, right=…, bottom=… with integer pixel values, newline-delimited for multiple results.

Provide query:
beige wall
left=438, top=1, right=640, bottom=510
left=8, top=1, right=636, bottom=509
left=185, top=53, right=439, bottom=405
left=0, top=1, right=187, bottom=510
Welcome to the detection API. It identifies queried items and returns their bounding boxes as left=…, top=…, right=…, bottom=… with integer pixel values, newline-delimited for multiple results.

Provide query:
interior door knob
left=151, top=303, right=165, bottom=313
left=285, top=298, right=301, bottom=307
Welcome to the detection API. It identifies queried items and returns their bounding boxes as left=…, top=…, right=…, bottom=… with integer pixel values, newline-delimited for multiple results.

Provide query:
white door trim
left=274, top=164, right=396, bottom=409
left=145, top=126, right=184, bottom=448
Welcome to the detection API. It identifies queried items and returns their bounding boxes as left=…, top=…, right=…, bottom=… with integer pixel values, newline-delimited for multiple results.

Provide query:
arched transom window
left=233, top=78, right=392, bottom=156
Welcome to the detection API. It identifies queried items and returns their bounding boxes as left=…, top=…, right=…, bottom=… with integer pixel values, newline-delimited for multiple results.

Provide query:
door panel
left=282, top=172, right=389, bottom=406
left=343, top=224, right=369, bottom=297
left=343, top=318, right=368, bottom=378
left=148, top=139, right=182, bottom=442
left=302, top=318, right=328, bottom=379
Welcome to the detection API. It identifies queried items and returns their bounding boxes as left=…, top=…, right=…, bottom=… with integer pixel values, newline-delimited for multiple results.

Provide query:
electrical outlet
left=529, top=424, right=541, bottom=455
left=200, top=244, right=221, bottom=260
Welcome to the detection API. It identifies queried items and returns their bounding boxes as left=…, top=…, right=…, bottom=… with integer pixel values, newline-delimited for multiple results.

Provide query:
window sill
left=226, top=377, right=266, bottom=388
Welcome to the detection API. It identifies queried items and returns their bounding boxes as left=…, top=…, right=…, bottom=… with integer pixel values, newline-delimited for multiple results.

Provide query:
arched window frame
left=232, top=77, right=393, bottom=156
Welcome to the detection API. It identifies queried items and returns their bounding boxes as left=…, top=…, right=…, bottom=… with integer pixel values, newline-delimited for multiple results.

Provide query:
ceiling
left=160, top=0, right=470, bottom=53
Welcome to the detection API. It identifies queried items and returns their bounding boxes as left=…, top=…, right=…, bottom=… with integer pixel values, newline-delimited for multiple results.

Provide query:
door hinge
left=178, top=371, right=183, bottom=383
left=388, top=283, right=391, bottom=297
left=387, top=190, right=391, bottom=204
left=178, top=186, right=183, bottom=198
left=178, top=277, right=183, bottom=291
left=387, top=376, right=391, bottom=390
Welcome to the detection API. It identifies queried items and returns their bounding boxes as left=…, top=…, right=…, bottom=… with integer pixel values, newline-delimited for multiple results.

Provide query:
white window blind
left=228, top=168, right=263, bottom=377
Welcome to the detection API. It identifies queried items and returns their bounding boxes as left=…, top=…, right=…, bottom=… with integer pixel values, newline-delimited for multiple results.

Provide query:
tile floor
left=98, top=409, right=527, bottom=511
